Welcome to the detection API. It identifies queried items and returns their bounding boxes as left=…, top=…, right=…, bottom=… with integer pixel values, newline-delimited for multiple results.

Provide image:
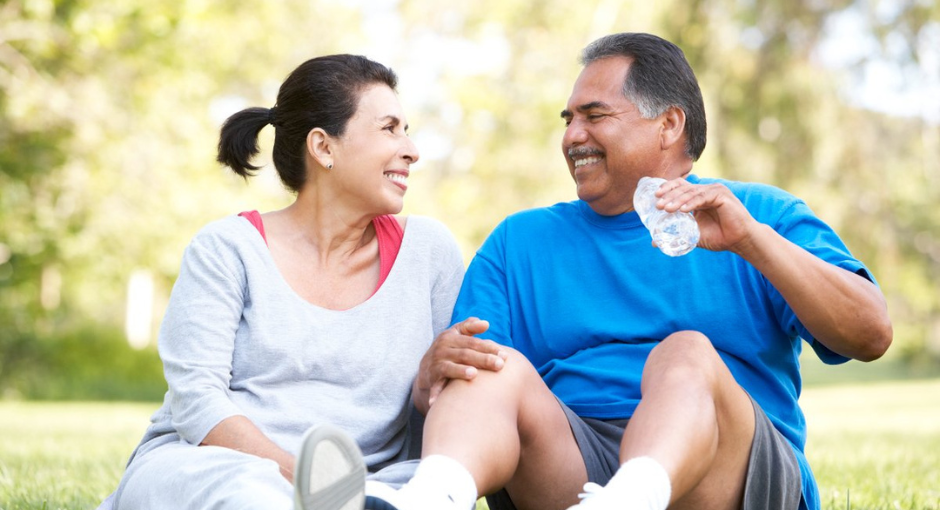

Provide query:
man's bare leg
left=615, top=331, right=756, bottom=510
left=421, top=349, right=588, bottom=510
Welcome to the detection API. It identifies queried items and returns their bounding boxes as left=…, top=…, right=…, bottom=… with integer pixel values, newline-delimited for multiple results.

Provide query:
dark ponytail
left=216, top=107, right=272, bottom=178
left=215, top=55, right=398, bottom=192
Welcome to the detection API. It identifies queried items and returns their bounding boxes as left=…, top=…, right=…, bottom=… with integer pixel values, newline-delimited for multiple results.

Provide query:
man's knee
left=493, top=349, right=571, bottom=433
left=457, top=346, right=541, bottom=395
left=645, top=331, right=726, bottom=389
left=652, top=330, right=720, bottom=364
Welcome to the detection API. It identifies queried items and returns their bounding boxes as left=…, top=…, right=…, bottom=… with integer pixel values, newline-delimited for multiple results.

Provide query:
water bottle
left=633, top=176, right=700, bottom=257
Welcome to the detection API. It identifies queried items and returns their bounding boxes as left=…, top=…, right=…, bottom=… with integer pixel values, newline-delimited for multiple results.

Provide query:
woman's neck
left=270, top=193, right=377, bottom=265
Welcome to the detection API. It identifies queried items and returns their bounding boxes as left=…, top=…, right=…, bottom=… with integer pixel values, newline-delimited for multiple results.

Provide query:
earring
left=327, top=163, right=333, bottom=170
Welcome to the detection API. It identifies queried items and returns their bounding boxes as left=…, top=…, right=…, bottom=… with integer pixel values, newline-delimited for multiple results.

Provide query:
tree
left=1, top=0, right=937, bottom=399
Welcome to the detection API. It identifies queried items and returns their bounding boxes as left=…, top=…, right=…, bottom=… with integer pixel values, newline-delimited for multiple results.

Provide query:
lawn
left=801, top=379, right=940, bottom=509
left=1, top=379, right=938, bottom=510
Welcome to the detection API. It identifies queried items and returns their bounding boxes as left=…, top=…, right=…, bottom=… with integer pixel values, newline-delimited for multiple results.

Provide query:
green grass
left=801, top=379, right=940, bottom=509
left=0, top=401, right=154, bottom=510
left=1, top=380, right=938, bottom=510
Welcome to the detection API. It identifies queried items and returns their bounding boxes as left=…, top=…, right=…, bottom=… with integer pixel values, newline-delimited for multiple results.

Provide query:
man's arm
left=413, top=228, right=517, bottom=414
left=413, top=318, right=506, bottom=415
left=733, top=223, right=891, bottom=360
left=657, top=179, right=892, bottom=361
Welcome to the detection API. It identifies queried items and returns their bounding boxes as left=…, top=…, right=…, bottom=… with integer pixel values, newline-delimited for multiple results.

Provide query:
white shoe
left=566, top=482, right=617, bottom=509
left=364, top=480, right=464, bottom=510
left=294, top=424, right=366, bottom=510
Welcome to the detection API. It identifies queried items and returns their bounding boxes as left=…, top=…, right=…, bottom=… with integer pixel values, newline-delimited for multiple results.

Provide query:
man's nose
left=562, top=120, right=588, bottom=147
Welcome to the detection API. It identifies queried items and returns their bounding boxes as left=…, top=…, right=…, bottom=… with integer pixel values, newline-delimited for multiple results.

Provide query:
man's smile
left=573, top=156, right=603, bottom=169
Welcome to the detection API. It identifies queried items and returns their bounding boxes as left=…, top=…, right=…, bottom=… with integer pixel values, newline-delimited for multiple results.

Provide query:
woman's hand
left=414, top=317, right=508, bottom=413
left=201, top=415, right=296, bottom=483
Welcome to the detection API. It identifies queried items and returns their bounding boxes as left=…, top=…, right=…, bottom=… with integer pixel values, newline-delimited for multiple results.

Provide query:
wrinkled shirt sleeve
left=159, top=231, right=246, bottom=445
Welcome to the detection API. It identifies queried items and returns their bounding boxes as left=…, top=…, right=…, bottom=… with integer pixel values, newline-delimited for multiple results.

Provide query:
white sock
left=407, top=455, right=478, bottom=509
left=605, top=457, right=671, bottom=510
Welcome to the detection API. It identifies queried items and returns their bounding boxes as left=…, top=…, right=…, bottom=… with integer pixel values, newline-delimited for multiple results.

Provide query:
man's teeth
left=385, top=173, right=407, bottom=185
left=574, top=156, right=601, bottom=168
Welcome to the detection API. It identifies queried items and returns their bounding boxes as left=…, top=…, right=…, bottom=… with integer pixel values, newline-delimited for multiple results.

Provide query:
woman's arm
left=201, top=416, right=295, bottom=481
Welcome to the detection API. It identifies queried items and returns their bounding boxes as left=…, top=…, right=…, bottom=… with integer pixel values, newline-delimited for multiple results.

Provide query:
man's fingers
left=658, top=181, right=732, bottom=213
left=450, top=348, right=506, bottom=371
left=461, top=336, right=504, bottom=355
left=435, top=361, right=479, bottom=382
left=454, top=317, right=490, bottom=336
left=447, top=336, right=507, bottom=370
left=657, top=179, right=698, bottom=212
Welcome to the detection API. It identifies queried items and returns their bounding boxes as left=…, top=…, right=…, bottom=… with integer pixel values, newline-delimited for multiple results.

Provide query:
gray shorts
left=486, top=395, right=801, bottom=510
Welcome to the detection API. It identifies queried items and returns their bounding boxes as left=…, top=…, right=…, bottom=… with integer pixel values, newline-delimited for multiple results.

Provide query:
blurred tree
left=1, top=0, right=938, bottom=399
left=395, top=0, right=940, bottom=364
left=394, top=0, right=940, bottom=360
left=395, top=0, right=666, bottom=251
left=654, top=0, right=940, bottom=363
left=0, top=0, right=364, bottom=396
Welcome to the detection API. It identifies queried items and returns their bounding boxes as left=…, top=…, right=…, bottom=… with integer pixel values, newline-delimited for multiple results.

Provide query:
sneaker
left=294, top=424, right=366, bottom=510
left=364, top=480, right=464, bottom=510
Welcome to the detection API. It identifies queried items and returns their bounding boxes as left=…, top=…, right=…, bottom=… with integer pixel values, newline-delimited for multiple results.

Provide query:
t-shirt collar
left=575, top=174, right=700, bottom=230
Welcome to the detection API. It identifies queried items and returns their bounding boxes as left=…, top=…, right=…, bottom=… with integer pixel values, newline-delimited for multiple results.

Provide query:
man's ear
left=660, top=106, right=687, bottom=152
left=306, top=128, right=334, bottom=169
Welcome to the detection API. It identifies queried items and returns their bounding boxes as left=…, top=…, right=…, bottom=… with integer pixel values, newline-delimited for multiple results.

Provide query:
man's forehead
left=565, top=58, right=632, bottom=111
left=576, top=57, right=631, bottom=88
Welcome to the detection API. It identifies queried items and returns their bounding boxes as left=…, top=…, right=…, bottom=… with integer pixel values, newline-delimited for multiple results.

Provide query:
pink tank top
left=238, top=211, right=403, bottom=295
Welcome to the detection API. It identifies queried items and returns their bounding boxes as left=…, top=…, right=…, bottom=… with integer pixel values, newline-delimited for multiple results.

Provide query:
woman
left=101, top=54, right=492, bottom=510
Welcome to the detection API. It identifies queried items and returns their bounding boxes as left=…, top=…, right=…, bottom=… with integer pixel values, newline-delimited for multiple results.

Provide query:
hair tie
left=267, top=106, right=277, bottom=125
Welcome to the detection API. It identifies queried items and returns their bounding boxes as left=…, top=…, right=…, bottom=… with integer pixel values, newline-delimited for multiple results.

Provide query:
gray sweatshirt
left=125, top=214, right=464, bottom=469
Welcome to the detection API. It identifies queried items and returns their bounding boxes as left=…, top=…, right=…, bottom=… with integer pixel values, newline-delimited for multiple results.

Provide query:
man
left=368, top=32, right=891, bottom=510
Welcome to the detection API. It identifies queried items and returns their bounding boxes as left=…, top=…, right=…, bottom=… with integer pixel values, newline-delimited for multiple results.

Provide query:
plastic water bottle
left=633, top=176, right=700, bottom=257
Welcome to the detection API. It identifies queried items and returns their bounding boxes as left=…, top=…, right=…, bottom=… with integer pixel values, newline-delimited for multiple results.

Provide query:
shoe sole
left=363, top=481, right=400, bottom=510
left=364, top=495, right=402, bottom=510
left=294, top=424, right=366, bottom=510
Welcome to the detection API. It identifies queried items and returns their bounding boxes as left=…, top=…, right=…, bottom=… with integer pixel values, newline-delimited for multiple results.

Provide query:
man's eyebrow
left=560, top=101, right=612, bottom=119
left=576, top=101, right=610, bottom=112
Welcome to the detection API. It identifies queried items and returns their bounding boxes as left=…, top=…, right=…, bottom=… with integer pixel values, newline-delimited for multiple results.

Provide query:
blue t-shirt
left=451, top=175, right=874, bottom=510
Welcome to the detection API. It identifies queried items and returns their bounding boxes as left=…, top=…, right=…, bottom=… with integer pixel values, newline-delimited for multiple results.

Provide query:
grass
left=801, top=379, right=940, bottom=509
left=0, top=401, right=154, bottom=510
left=1, top=379, right=938, bottom=510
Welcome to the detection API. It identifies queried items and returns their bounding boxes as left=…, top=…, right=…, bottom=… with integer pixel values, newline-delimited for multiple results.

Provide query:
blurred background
left=1, top=0, right=938, bottom=401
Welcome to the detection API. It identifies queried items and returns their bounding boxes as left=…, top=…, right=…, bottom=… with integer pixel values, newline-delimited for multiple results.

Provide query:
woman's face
left=329, top=84, right=419, bottom=216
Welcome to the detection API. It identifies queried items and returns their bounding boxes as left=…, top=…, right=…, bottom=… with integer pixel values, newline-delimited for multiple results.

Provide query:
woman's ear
left=306, top=128, right=334, bottom=170
left=659, top=106, right=687, bottom=152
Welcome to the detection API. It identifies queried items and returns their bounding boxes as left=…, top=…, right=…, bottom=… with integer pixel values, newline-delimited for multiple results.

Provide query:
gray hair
left=581, top=33, right=707, bottom=161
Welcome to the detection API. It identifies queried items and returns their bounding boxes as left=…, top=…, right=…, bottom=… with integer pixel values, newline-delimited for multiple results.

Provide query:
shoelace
left=578, top=482, right=605, bottom=500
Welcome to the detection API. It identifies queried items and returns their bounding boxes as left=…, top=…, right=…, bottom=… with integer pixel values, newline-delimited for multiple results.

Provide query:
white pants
left=108, top=441, right=419, bottom=510
left=115, top=442, right=293, bottom=510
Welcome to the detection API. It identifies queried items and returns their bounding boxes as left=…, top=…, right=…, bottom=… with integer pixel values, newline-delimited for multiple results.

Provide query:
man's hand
left=654, top=179, right=759, bottom=255
left=414, top=317, right=507, bottom=413
left=654, top=177, right=891, bottom=360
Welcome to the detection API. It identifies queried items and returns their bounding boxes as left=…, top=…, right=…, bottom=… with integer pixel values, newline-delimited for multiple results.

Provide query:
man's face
left=561, top=56, right=664, bottom=216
